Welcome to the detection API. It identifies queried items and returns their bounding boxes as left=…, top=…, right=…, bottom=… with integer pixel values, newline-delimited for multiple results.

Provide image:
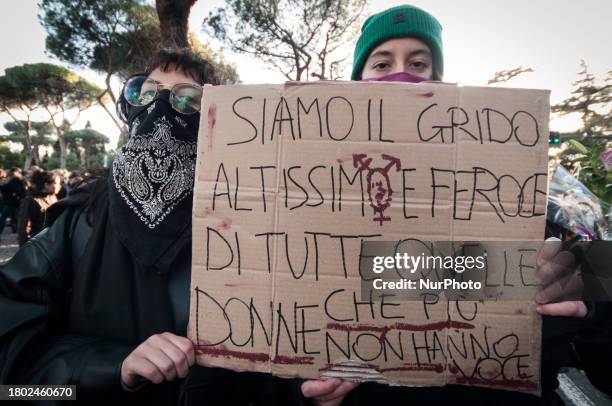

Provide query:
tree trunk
left=32, top=145, right=40, bottom=166
left=23, top=149, right=35, bottom=171
left=156, top=0, right=196, bottom=49
left=21, top=120, right=33, bottom=171
left=84, top=143, right=91, bottom=168
left=58, top=134, right=67, bottom=169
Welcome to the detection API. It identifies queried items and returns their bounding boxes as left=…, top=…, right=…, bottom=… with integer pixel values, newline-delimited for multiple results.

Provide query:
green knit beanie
left=351, top=5, right=443, bottom=80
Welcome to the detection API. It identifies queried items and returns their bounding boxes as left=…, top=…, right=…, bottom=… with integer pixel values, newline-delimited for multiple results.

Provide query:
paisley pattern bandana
left=108, top=91, right=200, bottom=269
left=113, top=114, right=196, bottom=229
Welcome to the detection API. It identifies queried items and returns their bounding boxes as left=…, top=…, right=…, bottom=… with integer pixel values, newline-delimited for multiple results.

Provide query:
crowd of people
left=0, top=165, right=99, bottom=245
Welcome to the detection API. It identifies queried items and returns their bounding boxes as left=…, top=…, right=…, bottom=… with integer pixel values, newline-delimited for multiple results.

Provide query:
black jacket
left=0, top=188, right=140, bottom=404
left=0, top=183, right=298, bottom=405
left=0, top=176, right=26, bottom=208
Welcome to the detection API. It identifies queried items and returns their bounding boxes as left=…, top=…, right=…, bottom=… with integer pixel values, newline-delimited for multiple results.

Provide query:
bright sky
left=1, top=0, right=610, bottom=150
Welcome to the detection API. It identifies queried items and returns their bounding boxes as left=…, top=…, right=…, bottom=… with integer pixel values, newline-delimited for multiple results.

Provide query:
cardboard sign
left=188, top=81, right=549, bottom=393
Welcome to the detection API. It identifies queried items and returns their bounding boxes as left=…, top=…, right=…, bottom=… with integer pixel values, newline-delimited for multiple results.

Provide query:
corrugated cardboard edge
left=189, top=81, right=549, bottom=394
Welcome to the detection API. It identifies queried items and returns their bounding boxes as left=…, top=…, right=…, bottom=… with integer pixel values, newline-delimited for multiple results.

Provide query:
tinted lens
left=124, top=76, right=157, bottom=106
left=170, top=84, right=202, bottom=114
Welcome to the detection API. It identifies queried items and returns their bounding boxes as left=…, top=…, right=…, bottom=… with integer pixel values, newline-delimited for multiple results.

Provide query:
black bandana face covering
left=109, top=90, right=200, bottom=270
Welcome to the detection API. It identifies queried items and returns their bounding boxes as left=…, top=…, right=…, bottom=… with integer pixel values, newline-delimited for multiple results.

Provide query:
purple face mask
left=362, top=72, right=428, bottom=83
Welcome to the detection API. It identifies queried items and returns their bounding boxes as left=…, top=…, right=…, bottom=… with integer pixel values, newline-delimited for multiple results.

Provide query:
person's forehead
left=148, top=68, right=199, bottom=86
left=368, top=37, right=431, bottom=58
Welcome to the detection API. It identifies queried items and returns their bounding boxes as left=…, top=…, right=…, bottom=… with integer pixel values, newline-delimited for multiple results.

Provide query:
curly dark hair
left=145, top=48, right=220, bottom=86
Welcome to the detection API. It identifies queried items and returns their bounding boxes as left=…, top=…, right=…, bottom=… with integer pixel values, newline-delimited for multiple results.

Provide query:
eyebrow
left=368, top=48, right=432, bottom=60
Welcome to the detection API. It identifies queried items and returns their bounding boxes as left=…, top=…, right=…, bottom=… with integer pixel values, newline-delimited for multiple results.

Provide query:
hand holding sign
left=121, top=332, right=195, bottom=391
left=535, top=237, right=587, bottom=318
left=301, top=378, right=360, bottom=406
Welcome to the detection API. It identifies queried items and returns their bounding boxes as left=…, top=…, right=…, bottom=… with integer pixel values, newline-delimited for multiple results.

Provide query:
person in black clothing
left=0, top=48, right=296, bottom=405
left=16, top=170, right=60, bottom=245
left=0, top=167, right=26, bottom=235
left=294, top=5, right=610, bottom=406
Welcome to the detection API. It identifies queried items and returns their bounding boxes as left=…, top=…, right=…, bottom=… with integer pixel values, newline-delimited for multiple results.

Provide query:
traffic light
left=549, top=132, right=561, bottom=144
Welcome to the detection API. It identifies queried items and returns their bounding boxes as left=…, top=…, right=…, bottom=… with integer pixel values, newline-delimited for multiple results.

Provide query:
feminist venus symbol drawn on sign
left=353, top=153, right=401, bottom=226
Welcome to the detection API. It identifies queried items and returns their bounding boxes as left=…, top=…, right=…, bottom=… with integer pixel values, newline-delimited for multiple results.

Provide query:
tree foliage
left=566, top=140, right=611, bottom=203
left=204, top=0, right=367, bottom=81
left=552, top=61, right=611, bottom=137
left=40, top=0, right=240, bottom=141
left=487, top=66, right=534, bottom=84
left=1, top=121, right=54, bottom=166
left=89, top=2, right=163, bottom=79
left=551, top=62, right=611, bottom=203
left=0, top=66, right=41, bottom=169
left=33, top=64, right=101, bottom=112
left=0, top=63, right=101, bottom=169
left=39, top=0, right=160, bottom=137
left=65, top=122, right=109, bottom=168
left=35, top=64, right=101, bottom=169
left=0, top=145, right=25, bottom=169
left=39, top=0, right=160, bottom=81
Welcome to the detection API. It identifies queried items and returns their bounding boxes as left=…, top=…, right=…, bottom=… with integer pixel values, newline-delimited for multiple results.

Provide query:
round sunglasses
left=121, top=74, right=203, bottom=115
